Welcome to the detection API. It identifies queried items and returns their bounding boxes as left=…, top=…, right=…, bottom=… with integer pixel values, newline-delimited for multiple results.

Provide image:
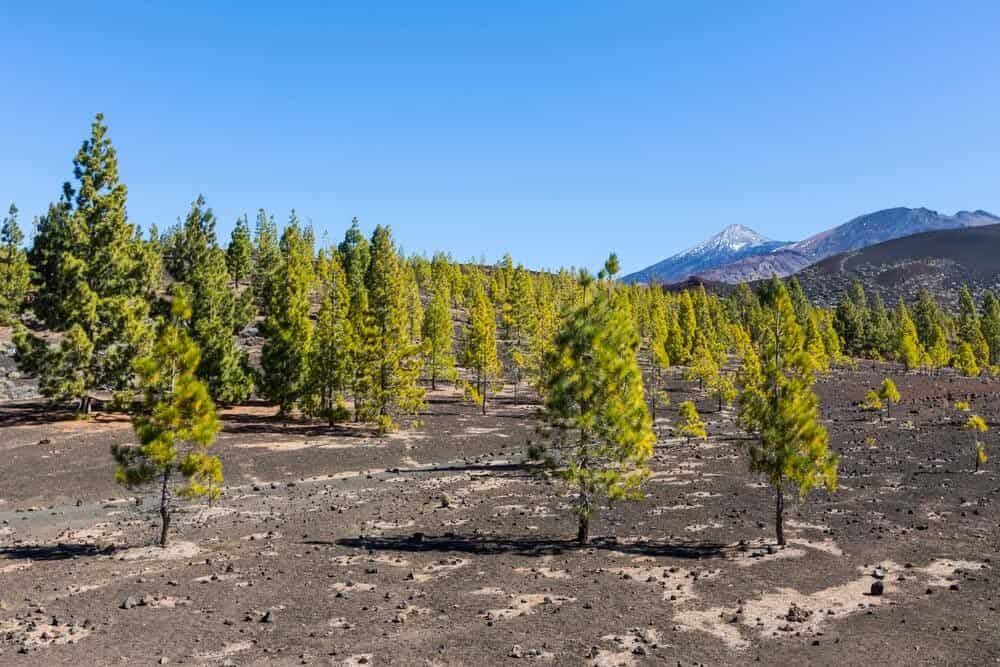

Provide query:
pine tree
left=306, top=252, right=352, bottom=423
left=0, top=204, right=30, bottom=322
left=421, top=265, right=456, bottom=390
left=956, top=342, right=980, bottom=377
left=981, top=292, right=1000, bottom=367
left=677, top=400, right=707, bottom=442
left=894, top=300, right=924, bottom=372
left=226, top=214, right=253, bottom=288
left=958, top=285, right=989, bottom=365
left=111, top=289, right=222, bottom=547
left=360, top=225, right=424, bottom=431
left=259, top=217, right=314, bottom=415
left=171, top=197, right=254, bottom=404
left=834, top=282, right=869, bottom=358
left=685, top=343, right=719, bottom=393
left=506, top=265, right=538, bottom=402
left=533, top=269, right=654, bottom=544
left=878, top=378, right=900, bottom=419
left=252, top=209, right=280, bottom=311
left=17, top=114, right=156, bottom=413
left=460, top=275, right=502, bottom=414
left=738, top=281, right=838, bottom=546
left=965, top=414, right=988, bottom=472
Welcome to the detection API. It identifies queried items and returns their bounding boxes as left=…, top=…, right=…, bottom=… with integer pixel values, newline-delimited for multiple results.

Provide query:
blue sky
left=3, top=2, right=999, bottom=274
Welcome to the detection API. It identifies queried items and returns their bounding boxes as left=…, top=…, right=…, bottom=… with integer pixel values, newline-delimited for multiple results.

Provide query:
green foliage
left=421, top=259, right=456, bottom=390
left=956, top=342, right=980, bottom=377
left=226, top=214, right=253, bottom=287
left=259, top=217, right=315, bottom=415
left=111, top=291, right=222, bottom=547
left=878, top=377, right=900, bottom=418
left=460, top=273, right=502, bottom=414
left=357, top=225, right=424, bottom=430
left=305, top=252, right=353, bottom=424
left=0, top=204, right=30, bottom=322
left=534, top=266, right=654, bottom=544
left=965, top=414, right=988, bottom=433
left=18, top=114, right=156, bottom=412
left=862, top=389, right=883, bottom=412
left=677, top=400, right=707, bottom=441
left=738, top=280, right=838, bottom=546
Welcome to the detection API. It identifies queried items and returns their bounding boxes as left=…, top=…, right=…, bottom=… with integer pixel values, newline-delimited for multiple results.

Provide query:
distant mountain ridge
left=620, top=224, right=788, bottom=285
left=622, top=207, right=1000, bottom=285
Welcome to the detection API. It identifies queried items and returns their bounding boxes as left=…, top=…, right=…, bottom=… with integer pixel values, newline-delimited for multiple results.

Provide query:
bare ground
left=0, top=370, right=999, bottom=666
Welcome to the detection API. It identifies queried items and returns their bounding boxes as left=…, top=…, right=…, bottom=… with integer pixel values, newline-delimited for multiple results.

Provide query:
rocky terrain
left=795, top=224, right=1000, bottom=309
left=1, top=367, right=999, bottom=665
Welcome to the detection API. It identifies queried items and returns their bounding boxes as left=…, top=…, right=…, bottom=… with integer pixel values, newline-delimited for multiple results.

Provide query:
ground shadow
left=330, top=533, right=727, bottom=559
left=0, top=542, right=113, bottom=561
left=0, top=401, right=90, bottom=427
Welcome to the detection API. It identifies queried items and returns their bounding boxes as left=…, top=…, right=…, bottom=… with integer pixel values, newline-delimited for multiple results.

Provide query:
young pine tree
left=965, top=415, right=988, bottom=472
left=461, top=276, right=503, bottom=414
left=956, top=342, right=980, bottom=377
left=738, top=282, right=838, bottom=546
left=421, top=268, right=456, bottom=390
left=0, top=204, right=30, bottom=322
left=226, top=214, right=254, bottom=288
left=677, top=400, right=707, bottom=442
left=878, top=378, right=900, bottom=419
left=111, top=289, right=222, bottom=548
left=533, top=270, right=654, bottom=544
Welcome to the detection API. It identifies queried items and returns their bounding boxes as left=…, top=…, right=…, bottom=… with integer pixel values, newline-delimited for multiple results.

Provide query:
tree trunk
left=159, top=470, right=172, bottom=548
left=774, top=485, right=785, bottom=546
left=576, top=514, right=589, bottom=544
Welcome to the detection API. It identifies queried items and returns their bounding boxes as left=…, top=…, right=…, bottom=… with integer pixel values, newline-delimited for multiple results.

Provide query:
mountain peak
left=681, top=224, right=773, bottom=256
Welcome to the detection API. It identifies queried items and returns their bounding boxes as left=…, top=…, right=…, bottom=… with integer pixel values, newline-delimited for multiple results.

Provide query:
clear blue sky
left=3, top=2, right=999, bottom=274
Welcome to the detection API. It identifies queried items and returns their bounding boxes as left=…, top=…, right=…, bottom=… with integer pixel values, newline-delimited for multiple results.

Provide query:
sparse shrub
left=862, top=390, right=883, bottom=413
left=878, top=378, right=900, bottom=419
left=677, top=400, right=707, bottom=442
left=965, top=414, right=989, bottom=472
left=865, top=436, right=877, bottom=448
left=954, top=400, right=971, bottom=412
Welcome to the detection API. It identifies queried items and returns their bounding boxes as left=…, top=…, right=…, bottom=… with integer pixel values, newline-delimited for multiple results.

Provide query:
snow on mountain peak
left=680, top=224, right=773, bottom=257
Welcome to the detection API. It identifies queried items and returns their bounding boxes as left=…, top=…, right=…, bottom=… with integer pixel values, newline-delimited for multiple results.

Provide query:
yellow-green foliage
left=112, top=289, right=222, bottom=547
left=956, top=342, right=980, bottom=377
left=954, top=400, right=971, bottom=411
left=965, top=414, right=988, bottom=433
left=976, top=442, right=988, bottom=466
left=535, top=266, right=654, bottom=544
left=865, top=435, right=878, bottom=448
left=878, top=378, right=900, bottom=417
left=677, top=400, right=707, bottom=441
left=862, top=389, right=883, bottom=412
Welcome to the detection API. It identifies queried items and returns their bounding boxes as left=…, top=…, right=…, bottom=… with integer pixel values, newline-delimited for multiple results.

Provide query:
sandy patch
left=514, top=566, right=570, bottom=580
left=116, top=540, right=200, bottom=561
left=0, top=561, right=32, bottom=574
left=606, top=561, right=720, bottom=604
left=332, top=581, right=377, bottom=592
left=411, top=557, right=468, bottom=583
left=590, top=627, right=665, bottom=666
left=473, top=590, right=576, bottom=621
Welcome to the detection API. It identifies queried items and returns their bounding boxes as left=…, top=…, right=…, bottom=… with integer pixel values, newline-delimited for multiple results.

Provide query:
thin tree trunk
left=775, top=485, right=785, bottom=546
left=159, top=469, right=172, bottom=548
left=576, top=514, right=589, bottom=544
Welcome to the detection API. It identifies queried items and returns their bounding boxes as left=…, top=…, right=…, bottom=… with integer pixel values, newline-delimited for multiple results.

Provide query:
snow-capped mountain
left=620, top=224, right=787, bottom=285
left=622, top=208, right=1000, bottom=286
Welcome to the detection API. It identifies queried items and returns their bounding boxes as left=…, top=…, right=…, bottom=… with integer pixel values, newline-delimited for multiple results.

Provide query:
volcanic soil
left=1, top=367, right=999, bottom=666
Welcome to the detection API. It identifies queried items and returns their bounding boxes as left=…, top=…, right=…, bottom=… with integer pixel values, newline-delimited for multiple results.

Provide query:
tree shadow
left=0, top=542, right=114, bottom=561
left=0, top=401, right=79, bottom=427
left=330, top=533, right=727, bottom=559
left=220, top=412, right=377, bottom=439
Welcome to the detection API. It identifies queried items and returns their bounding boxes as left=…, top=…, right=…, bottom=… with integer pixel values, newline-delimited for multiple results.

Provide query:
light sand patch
left=242, top=531, right=281, bottom=541
left=337, top=655, right=374, bottom=666
left=193, top=640, right=255, bottom=661
left=464, top=427, right=501, bottom=435
left=786, top=519, right=829, bottom=531
left=0, top=526, right=13, bottom=537
left=411, top=557, right=468, bottom=583
left=329, top=617, right=353, bottom=629
left=732, top=541, right=807, bottom=568
left=494, top=504, right=554, bottom=518
left=651, top=504, right=703, bottom=514
left=514, top=566, right=570, bottom=580
left=787, top=537, right=843, bottom=557
left=684, top=522, right=723, bottom=532
left=474, top=590, right=576, bottom=621
left=686, top=491, right=720, bottom=498
left=116, top=540, right=200, bottom=561
left=606, top=562, right=720, bottom=604
left=332, top=581, right=377, bottom=593
left=236, top=439, right=315, bottom=451
left=918, top=559, right=987, bottom=587
left=0, top=561, right=32, bottom=574
left=332, top=553, right=411, bottom=568
left=590, top=628, right=665, bottom=666
left=367, top=519, right=416, bottom=530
